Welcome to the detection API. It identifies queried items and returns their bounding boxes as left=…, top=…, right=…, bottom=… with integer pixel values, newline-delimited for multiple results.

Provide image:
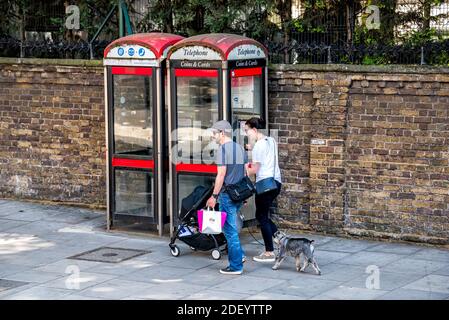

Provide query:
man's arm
left=213, top=165, right=226, bottom=195
left=206, top=165, right=226, bottom=208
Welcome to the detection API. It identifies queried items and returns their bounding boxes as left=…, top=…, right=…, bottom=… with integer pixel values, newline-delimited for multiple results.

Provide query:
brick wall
left=0, top=59, right=105, bottom=207
left=1, top=59, right=448, bottom=243
left=271, top=65, right=449, bottom=244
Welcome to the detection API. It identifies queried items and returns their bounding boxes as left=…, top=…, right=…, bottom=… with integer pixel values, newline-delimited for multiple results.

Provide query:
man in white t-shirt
left=245, top=117, right=282, bottom=263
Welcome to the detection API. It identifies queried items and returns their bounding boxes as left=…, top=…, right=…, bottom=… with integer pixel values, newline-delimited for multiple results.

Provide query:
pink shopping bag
left=197, top=208, right=227, bottom=234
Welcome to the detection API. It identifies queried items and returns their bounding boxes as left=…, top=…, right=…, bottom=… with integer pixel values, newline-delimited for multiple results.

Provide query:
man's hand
left=206, top=196, right=216, bottom=209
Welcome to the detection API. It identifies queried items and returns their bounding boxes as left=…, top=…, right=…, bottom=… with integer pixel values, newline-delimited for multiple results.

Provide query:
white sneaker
left=253, top=253, right=275, bottom=263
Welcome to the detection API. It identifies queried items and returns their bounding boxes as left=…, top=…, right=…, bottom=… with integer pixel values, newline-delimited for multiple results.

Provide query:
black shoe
left=219, top=267, right=243, bottom=275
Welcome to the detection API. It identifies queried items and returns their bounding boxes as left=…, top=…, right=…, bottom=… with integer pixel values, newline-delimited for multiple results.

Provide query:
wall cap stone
left=1, top=58, right=448, bottom=74
left=270, top=63, right=449, bottom=75
left=0, top=57, right=103, bottom=68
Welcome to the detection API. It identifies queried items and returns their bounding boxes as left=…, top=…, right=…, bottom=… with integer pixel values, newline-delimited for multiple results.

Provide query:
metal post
left=118, top=0, right=124, bottom=38
left=420, top=46, right=426, bottom=65
left=89, top=42, right=93, bottom=60
left=156, top=67, right=163, bottom=236
left=121, top=1, right=133, bottom=36
left=104, top=67, right=111, bottom=231
left=19, top=6, right=25, bottom=59
left=167, top=61, right=174, bottom=239
left=327, top=46, right=332, bottom=64
left=88, top=4, right=117, bottom=59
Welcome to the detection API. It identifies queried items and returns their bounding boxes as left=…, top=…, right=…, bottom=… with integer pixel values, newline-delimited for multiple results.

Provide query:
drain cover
left=68, top=247, right=151, bottom=263
left=0, top=279, right=29, bottom=292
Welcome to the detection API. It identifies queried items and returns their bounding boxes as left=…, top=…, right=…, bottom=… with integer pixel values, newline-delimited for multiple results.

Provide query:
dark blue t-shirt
left=216, top=141, right=247, bottom=186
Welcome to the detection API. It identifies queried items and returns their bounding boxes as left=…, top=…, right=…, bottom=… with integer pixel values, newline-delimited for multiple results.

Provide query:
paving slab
left=1, top=199, right=448, bottom=300
left=376, top=288, right=449, bottom=300
left=402, top=275, right=449, bottom=294
left=210, top=275, right=286, bottom=295
left=0, top=264, right=34, bottom=278
left=269, top=277, right=341, bottom=298
left=409, top=248, right=449, bottom=264
left=132, top=282, right=209, bottom=300
left=0, top=282, right=38, bottom=299
left=313, top=250, right=352, bottom=266
left=311, top=285, right=389, bottom=300
left=180, top=269, right=241, bottom=287
left=0, top=219, right=33, bottom=232
left=1, top=285, right=74, bottom=300
left=0, top=279, right=29, bottom=293
left=314, top=238, right=379, bottom=253
left=381, top=257, right=448, bottom=275
left=122, top=265, right=195, bottom=284
left=244, top=292, right=307, bottom=300
left=342, top=271, right=424, bottom=291
left=366, top=243, right=423, bottom=255
left=311, top=263, right=367, bottom=282
left=1, top=270, right=66, bottom=284
left=245, top=262, right=311, bottom=280
left=33, top=259, right=103, bottom=273
left=77, top=279, right=158, bottom=300
left=84, top=259, right=157, bottom=276
left=335, top=251, right=405, bottom=267
left=1, top=210, right=62, bottom=222
left=432, top=265, right=449, bottom=276
left=183, top=289, right=249, bottom=300
left=158, top=253, right=221, bottom=270
left=41, top=272, right=118, bottom=291
left=60, top=294, right=102, bottom=300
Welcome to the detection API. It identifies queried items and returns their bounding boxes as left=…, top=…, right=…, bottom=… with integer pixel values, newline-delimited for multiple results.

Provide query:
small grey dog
left=272, top=231, right=321, bottom=275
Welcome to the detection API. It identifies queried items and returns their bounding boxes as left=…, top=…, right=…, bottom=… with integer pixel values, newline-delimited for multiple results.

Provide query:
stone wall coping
left=270, top=63, right=449, bottom=75
left=0, top=57, right=103, bottom=68
left=1, top=57, right=449, bottom=74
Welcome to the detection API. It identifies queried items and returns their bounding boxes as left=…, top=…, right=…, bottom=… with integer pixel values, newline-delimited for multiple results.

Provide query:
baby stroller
left=169, top=185, right=227, bottom=260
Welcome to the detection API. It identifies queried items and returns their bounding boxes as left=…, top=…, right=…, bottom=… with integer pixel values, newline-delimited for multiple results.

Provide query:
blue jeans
left=219, top=192, right=243, bottom=271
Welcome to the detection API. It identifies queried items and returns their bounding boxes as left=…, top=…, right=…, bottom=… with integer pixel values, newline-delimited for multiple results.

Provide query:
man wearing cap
left=206, top=120, right=246, bottom=275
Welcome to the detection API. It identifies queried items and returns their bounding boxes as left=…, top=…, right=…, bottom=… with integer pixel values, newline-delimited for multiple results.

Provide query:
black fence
left=1, top=0, right=449, bottom=65
left=0, top=36, right=109, bottom=60
left=263, top=39, right=449, bottom=65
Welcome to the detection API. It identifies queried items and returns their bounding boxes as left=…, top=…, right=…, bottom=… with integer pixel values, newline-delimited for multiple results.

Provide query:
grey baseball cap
left=210, top=120, right=232, bottom=133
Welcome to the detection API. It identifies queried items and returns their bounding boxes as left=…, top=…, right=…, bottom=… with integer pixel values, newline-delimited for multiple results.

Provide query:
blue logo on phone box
left=117, top=47, right=124, bottom=56
left=138, top=48, right=145, bottom=56
left=128, top=48, right=135, bottom=56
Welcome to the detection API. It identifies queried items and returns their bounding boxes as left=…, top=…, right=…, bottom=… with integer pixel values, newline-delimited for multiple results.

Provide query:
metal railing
left=1, top=0, right=448, bottom=65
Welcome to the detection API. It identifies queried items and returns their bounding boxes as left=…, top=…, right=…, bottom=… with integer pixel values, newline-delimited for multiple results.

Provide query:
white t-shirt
left=252, top=137, right=282, bottom=183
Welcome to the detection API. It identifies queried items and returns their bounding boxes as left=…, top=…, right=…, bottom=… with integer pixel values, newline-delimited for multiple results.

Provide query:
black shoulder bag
left=255, top=137, right=279, bottom=195
left=223, top=143, right=255, bottom=202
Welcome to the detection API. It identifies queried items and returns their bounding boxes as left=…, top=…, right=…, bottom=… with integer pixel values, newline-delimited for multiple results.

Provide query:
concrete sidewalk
left=0, top=199, right=448, bottom=300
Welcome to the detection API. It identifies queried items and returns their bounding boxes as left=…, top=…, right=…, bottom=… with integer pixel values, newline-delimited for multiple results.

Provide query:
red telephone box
left=103, top=33, right=184, bottom=235
left=167, top=34, right=268, bottom=235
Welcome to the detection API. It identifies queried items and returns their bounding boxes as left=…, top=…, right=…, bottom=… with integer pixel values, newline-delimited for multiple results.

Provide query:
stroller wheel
left=211, top=249, right=221, bottom=260
left=170, top=245, right=180, bottom=257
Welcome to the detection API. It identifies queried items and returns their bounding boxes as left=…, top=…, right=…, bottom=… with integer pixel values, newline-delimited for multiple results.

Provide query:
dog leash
left=246, top=213, right=283, bottom=247
left=247, top=227, right=265, bottom=246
